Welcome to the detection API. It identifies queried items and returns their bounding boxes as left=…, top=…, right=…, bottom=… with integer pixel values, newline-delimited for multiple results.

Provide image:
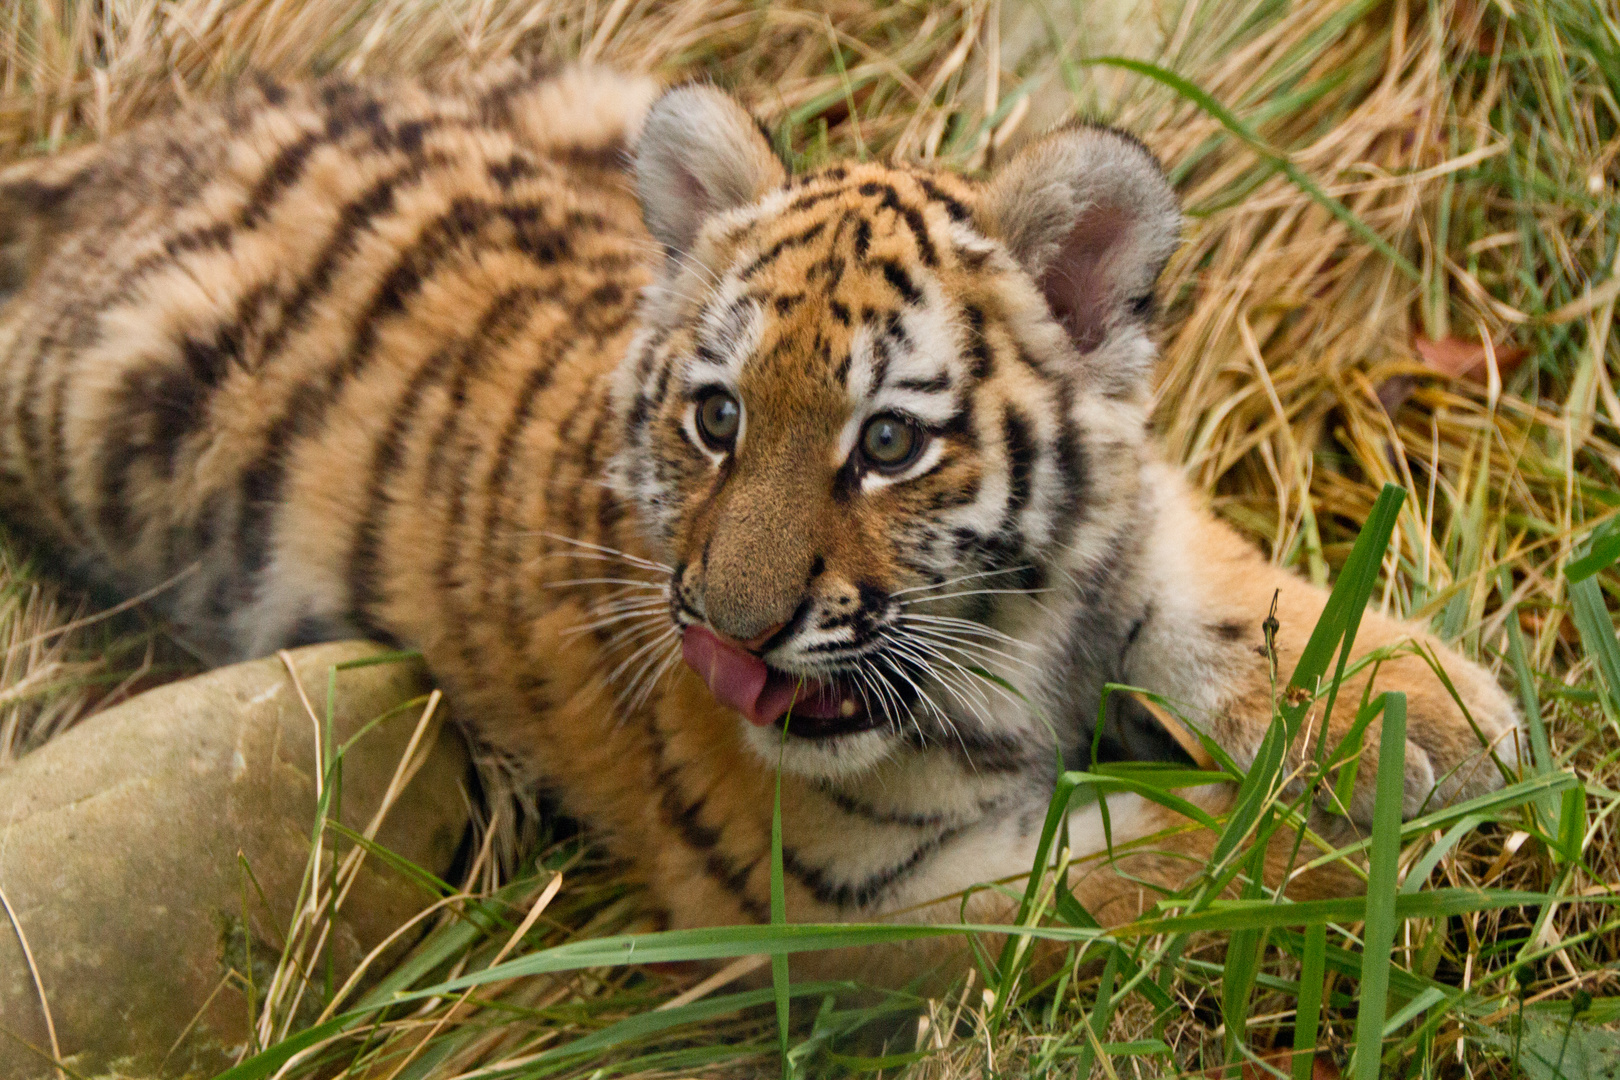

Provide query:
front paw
left=1324, top=654, right=1520, bottom=827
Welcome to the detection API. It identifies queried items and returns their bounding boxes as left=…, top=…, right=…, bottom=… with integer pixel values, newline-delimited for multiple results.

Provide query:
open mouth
left=681, top=625, right=887, bottom=739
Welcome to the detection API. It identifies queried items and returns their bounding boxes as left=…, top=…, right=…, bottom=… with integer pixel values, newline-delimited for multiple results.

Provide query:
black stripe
left=487, top=152, right=542, bottom=189
left=104, top=83, right=444, bottom=303
left=1051, top=386, right=1089, bottom=539
left=876, top=259, right=922, bottom=305
left=348, top=286, right=543, bottom=622
left=857, top=182, right=940, bottom=266
left=474, top=358, right=577, bottom=618
left=914, top=176, right=972, bottom=222
left=1001, top=405, right=1036, bottom=518
left=897, top=202, right=937, bottom=266
left=235, top=195, right=579, bottom=582
left=522, top=376, right=616, bottom=637
left=476, top=61, right=563, bottom=126
left=647, top=721, right=771, bottom=922
left=57, top=145, right=459, bottom=549
left=897, top=723, right=1031, bottom=772
left=963, top=305, right=994, bottom=381
left=814, top=786, right=960, bottom=830
left=893, top=372, right=951, bottom=394
left=781, top=822, right=968, bottom=910
left=91, top=317, right=250, bottom=544
left=868, top=328, right=892, bottom=390
left=788, top=188, right=841, bottom=214
left=739, top=220, right=827, bottom=280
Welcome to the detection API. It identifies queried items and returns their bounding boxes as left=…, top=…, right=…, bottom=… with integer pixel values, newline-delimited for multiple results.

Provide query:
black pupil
left=865, top=418, right=913, bottom=464
left=701, top=394, right=738, bottom=442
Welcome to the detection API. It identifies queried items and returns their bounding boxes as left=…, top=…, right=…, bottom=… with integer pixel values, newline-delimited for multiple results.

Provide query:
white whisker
left=544, top=576, right=667, bottom=591
left=565, top=605, right=670, bottom=638
left=625, top=637, right=685, bottom=714
left=901, top=624, right=1040, bottom=672
left=537, top=532, right=673, bottom=574
left=888, top=565, right=1038, bottom=599
left=605, top=624, right=680, bottom=689
left=900, top=613, right=1032, bottom=648
left=902, top=586, right=1054, bottom=605
left=886, top=644, right=993, bottom=724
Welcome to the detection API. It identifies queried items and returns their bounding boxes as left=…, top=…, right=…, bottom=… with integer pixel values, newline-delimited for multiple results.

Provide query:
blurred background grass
left=0, top=0, right=1616, bottom=1075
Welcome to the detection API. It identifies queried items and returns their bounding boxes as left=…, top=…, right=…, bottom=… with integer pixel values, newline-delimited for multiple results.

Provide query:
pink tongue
left=682, top=626, right=836, bottom=726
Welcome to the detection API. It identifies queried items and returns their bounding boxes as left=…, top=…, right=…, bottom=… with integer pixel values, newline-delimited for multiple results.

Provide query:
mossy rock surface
left=0, top=641, right=471, bottom=1080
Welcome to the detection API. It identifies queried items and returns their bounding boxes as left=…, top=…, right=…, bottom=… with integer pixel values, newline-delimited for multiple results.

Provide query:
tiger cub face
left=609, top=87, right=1181, bottom=778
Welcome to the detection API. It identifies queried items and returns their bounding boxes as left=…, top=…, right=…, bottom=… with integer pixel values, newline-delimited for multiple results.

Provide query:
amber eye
left=694, top=389, right=741, bottom=451
left=859, top=414, right=924, bottom=472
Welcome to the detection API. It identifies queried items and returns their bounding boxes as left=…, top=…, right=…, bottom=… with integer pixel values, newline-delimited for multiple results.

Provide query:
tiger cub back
left=0, top=67, right=658, bottom=662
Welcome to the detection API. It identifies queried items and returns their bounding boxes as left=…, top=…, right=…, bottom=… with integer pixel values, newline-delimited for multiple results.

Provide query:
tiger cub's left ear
left=979, top=124, right=1181, bottom=355
left=634, top=85, right=787, bottom=264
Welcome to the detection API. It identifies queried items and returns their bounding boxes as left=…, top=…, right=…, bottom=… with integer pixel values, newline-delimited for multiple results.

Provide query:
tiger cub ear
left=634, top=85, right=787, bottom=262
left=979, top=124, right=1181, bottom=355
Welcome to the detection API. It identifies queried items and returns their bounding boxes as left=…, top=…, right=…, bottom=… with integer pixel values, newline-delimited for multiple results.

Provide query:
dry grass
left=1, top=0, right=1617, bottom=1076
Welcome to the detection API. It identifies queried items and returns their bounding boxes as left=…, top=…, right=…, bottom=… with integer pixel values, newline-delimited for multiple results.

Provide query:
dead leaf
left=1414, top=335, right=1530, bottom=382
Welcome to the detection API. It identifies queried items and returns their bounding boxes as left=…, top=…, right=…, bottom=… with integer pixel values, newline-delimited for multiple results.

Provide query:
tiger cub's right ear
left=634, top=85, right=787, bottom=263
left=978, top=124, right=1181, bottom=359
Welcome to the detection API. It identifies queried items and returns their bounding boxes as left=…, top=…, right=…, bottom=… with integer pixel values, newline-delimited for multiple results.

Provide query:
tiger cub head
left=608, top=85, right=1181, bottom=777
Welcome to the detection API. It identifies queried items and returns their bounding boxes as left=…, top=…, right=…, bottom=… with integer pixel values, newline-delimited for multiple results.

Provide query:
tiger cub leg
left=1144, top=474, right=1521, bottom=842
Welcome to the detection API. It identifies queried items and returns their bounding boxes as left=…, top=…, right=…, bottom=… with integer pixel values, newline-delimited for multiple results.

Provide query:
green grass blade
left=1556, top=781, right=1588, bottom=865
left=1293, top=771, right=1580, bottom=873
left=1292, top=922, right=1327, bottom=1080
left=1351, top=691, right=1406, bottom=1079
left=1566, top=530, right=1620, bottom=582
left=1221, top=850, right=1268, bottom=1070
left=1066, top=768, right=1223, bottom=829
left=1071, top=945, right=1121, bottom=1076
left=1381, top=986, right=1450, bottom=1037
left=1287, top=485, right=1407, bottom=724
left=995, top=768, right=1083, bottom=983
left=1400, top=814, right=1489, bottom=895
left=772, top=732, right=791, bottom=1059
left=1209, top=486, right=1405, bottom=876
left=1126, top=888, right=1562, bottom=935
left=1502, top=570, right=1557, bottom=830
left=542, top=982, right=849, bottom=1066
left=1570, top=574, right=1620, bottom=724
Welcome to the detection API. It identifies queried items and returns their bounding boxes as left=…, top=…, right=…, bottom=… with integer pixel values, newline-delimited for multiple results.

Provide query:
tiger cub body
left=0, top=66, right=1517, bottom=982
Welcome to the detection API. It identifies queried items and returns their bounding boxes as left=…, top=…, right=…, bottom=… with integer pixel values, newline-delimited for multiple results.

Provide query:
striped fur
left=0, top=68, right=1519, bottom=984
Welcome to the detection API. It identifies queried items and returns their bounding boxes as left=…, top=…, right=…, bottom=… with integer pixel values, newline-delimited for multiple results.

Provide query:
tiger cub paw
left=1321, top=650, right=1522, bottom=829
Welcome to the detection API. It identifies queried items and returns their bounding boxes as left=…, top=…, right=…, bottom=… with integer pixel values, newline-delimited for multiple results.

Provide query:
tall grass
left=0, top=0, right=1617, bottom=1075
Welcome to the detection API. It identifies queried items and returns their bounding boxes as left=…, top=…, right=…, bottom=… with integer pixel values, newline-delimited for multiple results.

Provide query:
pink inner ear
left=659, top=164, right=715, bottom=255
left=1038, top=205, right=1130, bottom=353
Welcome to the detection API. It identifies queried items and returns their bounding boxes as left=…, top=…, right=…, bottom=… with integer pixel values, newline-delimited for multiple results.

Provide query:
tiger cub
left=0, top=65, right=1517, bottom=982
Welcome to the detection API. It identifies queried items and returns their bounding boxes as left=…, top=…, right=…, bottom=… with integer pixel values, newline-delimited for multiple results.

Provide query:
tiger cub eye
left=859, top=414, right=923, bottom=471
left=695, top=389, right=741, bottom=450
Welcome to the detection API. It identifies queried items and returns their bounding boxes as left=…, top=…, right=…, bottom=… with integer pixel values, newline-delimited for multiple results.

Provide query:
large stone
left=0, top=642, right=471, bottom=1079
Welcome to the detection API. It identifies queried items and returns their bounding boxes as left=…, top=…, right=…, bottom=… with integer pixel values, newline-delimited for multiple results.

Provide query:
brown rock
left=0, top=642, right=471, bottom=1079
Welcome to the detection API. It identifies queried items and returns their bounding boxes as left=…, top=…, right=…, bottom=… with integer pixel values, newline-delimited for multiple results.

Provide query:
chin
left=739, top=719, right=896, bottom=779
